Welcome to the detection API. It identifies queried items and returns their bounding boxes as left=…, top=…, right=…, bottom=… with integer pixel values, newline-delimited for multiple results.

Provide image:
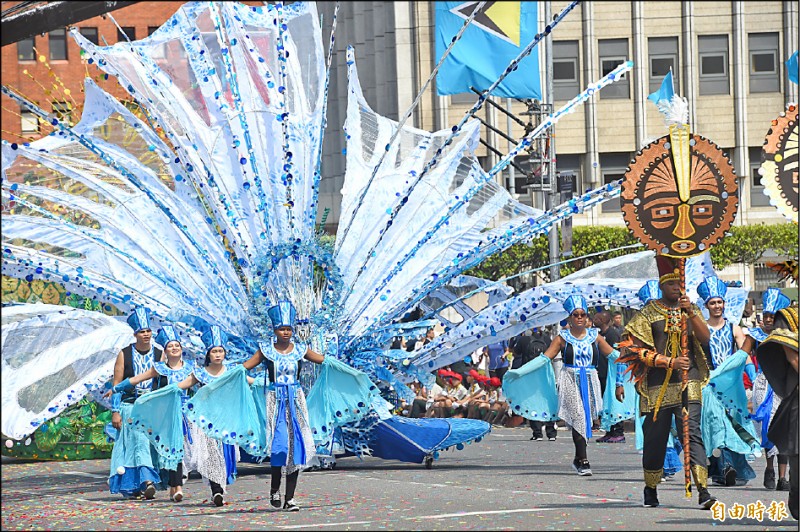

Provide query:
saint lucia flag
left=435, top=1, right=541, bottom=99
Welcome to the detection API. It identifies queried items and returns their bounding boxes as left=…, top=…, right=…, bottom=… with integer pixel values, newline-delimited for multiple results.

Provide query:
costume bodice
left=708, top=320, right=735, bottom=368
left=192, top=362, right=233, bottom=385
left=154, top=359, right=194, bottom=388
left=559, top=328, right=600, bottom=367
left=262, top=341, right=307, bottom=385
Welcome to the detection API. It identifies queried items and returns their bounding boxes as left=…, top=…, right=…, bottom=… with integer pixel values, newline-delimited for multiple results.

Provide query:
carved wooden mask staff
left=621, top=123, right=739, bottom=258
left=759, top=104, right=798, bottom=223
left=621, top=122, right=739, bottom=499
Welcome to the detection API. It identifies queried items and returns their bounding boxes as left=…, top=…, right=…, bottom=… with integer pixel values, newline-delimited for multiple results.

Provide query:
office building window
left=698, top=35, right=729, bottom=95
left=80, top=27, right=99, bottom=45
left=52, top=101, right=73, bottom=125
left=148, top=26, right=160, bottom=36
left=118, top=26, right=136, bottom=42
left=648, top=37, right=680, bottom=94
left=598, top=39, right=629, bottom=99
left=21, top=108, right=39, bottom=134
left=749, top=33, right=780, bottom=93
left=599, top=153, right=631, bottom=212
left=18, top=37, right=36, bottom=61
left=749, top=146, right=771, bottom=207
left=553, top=40, right=580, bottom=101
left=49, top=29, right=67, bottom=60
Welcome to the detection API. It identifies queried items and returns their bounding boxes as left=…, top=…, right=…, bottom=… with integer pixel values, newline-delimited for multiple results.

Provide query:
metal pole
left=507, top=98, right=516, bottom=194
left=545, top=0, right=560, bottom=282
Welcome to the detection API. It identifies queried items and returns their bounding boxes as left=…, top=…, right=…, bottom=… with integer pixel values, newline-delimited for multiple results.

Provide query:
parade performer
left=504, top=295, right=618, bottom=477
left=618, top=257, right=717, bottom=509
left=240, top=301, right=324, bottom=512
left=756, top=301, right=799, bottom=520
left=111, top=324, right=193, bottom=502
left=696, top=276, right=757, bottom=486
left=107, top=309, right=165, bottom=499
left=749, top=288, right=793, bottom=491
left=128, top=325, right=250, bottom=507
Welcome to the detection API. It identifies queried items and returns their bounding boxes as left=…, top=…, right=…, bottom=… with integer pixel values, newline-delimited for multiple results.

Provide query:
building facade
left=2, top=1, right=797, bottom=292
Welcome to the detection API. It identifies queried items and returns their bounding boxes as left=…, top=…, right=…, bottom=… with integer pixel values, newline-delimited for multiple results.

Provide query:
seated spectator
left=425, top=369, right=452, bottom=417
left=484, top=377, right=509, bottom=425
left=401, top=380, right=426, bottom=417
left=452, top=370, right=482, bottom=418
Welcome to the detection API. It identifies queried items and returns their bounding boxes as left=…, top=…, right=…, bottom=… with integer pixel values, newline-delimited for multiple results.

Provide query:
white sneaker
left=283, top=498, right=300, bottom=512
left=269, top=492, right=282, bottom=511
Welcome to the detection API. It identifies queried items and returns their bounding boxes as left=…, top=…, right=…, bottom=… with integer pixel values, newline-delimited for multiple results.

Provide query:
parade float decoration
left=2, top=0, right=636, bottom=465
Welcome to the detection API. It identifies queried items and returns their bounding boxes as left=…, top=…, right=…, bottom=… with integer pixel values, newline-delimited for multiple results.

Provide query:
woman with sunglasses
left=540, top=295, right=617, bottom=476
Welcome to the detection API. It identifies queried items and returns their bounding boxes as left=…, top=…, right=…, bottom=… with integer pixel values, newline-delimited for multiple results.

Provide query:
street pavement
left=2, top=425, right=796, bottom=530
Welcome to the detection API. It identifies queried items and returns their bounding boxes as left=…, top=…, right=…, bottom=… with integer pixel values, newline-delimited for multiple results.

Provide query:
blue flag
left=647, top=69, right=674, bottom=105
left=787, top=50, right=798, bottom=85
left=435, top=1, right=541, bottom=99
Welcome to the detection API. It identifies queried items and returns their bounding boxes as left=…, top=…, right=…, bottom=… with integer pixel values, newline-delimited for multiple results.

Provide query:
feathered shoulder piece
left=617, top=337, right=649, bottom=390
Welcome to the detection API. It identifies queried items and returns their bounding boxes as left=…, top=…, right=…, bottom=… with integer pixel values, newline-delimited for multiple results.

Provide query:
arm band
left=615, top=362, right=627, bottom=386
left=110, top=392, right=122, bottom=413
left=744, top=363, right=756, bottom=382
left=113, top=378, right=133, bottom=393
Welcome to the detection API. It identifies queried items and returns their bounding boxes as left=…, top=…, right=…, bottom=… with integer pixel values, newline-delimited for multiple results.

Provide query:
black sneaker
left=698, top=487, right=716, bottom=510
left=764, top=468, right=777, bottom=490
left=213, top=493, right=224, bottom=507
left=643, top=487, right=659, bottom=508
left=548, top=436, right=557, bottom=441
left=776, top=478, right=790, bottom=491
left=531, top=435, right=543, bottom=441
left=143, top=482, right=156, bottom=500
left=572, top=458, right=592, bottom=476
left=283, top=498, right=300, bottom=512
left=724, top=466, right=737, bottom=487
left=269, top=491, right=282, bottom=511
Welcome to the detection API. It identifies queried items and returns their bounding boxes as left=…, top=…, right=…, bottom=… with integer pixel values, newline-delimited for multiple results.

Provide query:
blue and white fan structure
left=2, top=1, right=635, bottom=463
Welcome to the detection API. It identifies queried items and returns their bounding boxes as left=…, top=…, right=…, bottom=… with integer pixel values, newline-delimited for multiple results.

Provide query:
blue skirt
left=108, top=403, right=165, bottom=496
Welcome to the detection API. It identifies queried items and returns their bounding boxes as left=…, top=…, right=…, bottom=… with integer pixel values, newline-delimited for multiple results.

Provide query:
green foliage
left=710, top=223, right=798, bottom=270
left=465, top=223, right=797, bottom=283
left=34, top=397, right=113, bottom=452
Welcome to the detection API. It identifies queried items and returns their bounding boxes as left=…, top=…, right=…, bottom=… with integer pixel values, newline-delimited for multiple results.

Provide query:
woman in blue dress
left=241, top=301, right=325, bottom=512
left=112, top=324, right=194, bottom=502
left=540, top=295, right=617, bottom=476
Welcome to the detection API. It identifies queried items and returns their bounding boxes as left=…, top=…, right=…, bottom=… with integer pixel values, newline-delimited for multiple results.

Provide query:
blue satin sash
left=271, top=383, right=307, bottom=466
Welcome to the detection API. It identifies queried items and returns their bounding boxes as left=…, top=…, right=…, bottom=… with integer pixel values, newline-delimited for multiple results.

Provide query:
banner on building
left=435, top=1, right=541, bottom=99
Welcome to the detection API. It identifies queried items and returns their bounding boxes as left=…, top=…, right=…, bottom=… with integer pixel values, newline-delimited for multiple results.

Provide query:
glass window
left=598, top=39, right=629, bottom=99
left=80, top=27, right=99, bottom=45
left=749, top=146, right=771, bottom=207
left=148, top=26, right=160, bottom=36
left=748, top=33, right=780, bottom=93
left=17, top=37, right=36, bottom=61
left=20, top=109, right=39, bottom=134
left=698, top=35, right=729, bottom=95
left=599, top=152, right=631, bottom=213
left=52, top=101, right=72, bottom=125
left=118, top=27, right=136, bottom=42
left=49, top=29, right=67, bottom=60
left=648, top=37, right=680, bottom=94
left=553, top=40, right=580, bottom=101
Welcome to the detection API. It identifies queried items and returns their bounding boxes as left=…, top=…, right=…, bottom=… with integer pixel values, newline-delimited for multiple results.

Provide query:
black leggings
left=572, top=428, right=587, bottom=461
left=271, top=466, right=299, bottom=500
left=168, top=463, right=183, bottom=487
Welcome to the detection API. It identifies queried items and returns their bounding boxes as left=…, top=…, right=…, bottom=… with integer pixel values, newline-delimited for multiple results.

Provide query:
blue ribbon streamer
left=753, top=386, right=775, bottom=450
left=271, top=383, right=307, bottom=466
left=565, top=364, right=593, bottom=440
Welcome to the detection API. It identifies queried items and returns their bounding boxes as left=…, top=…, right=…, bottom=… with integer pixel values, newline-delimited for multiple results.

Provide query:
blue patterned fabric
left=747, top=327, right=768, bottom=343
left=155, top=325, right=180, bottom=347
left=108, top=402, right=164, bottom=496
left=267, top=301, right=297, bottom=329
left=437, top=418, right=492, bottom=450
left=262, top=341, right=306, bottom=385
left=128, top=384, right=186, bottom=470
left=559, top=328, right=599, bottom=367
left=502, top=356, right=559, bottom=421
left=200, top=325, right=227, bottom=351
left=762, top=288, right=791, bottom=315
left=563, top=295, right=588, bottom=315
left=697, top=276, right=728, bottom=304
left=306, top=355, right=381, bottom=443
left=637, top=280, right=662, bottom=305
left=184, top=365, right=268, bottom=458
left=664, top=431, right=683, bottom=477
left=701, top=349, right=760, bottom=458
left=131, top=345, right=155, bottom=395
left=600, top=349, right=637, bottom=430
left=751, top=387, right=775, bottom=450
left=708, top=321, right=736, bottom=369
left=126, top=308, right=151, bottom=333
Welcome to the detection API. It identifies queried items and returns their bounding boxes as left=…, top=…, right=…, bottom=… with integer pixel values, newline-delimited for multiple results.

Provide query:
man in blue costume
left=107, top=309, right=165, bottom=499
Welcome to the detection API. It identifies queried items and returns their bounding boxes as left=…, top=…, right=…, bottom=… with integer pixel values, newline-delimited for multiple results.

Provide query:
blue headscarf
left=126, top=308, right=151, bottom=333
left=563, top=295, right=588, bottom=315
left=267, top=300, right=297, bottom=329
left=155, top=324, right=180, bottom=347
left=762, top=288, right=791, bottom=315
left=697, top=276, right=728, bottom=305
left=637, top=280, right=662, bottom=305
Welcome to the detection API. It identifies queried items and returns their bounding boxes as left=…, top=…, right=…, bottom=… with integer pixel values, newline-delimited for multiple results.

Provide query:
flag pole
left=544, top=0, right=560, bottom=282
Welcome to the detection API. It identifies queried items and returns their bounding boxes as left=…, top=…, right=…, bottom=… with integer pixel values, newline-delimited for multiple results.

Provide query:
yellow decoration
left=39, top=55, right=46, bottom=62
